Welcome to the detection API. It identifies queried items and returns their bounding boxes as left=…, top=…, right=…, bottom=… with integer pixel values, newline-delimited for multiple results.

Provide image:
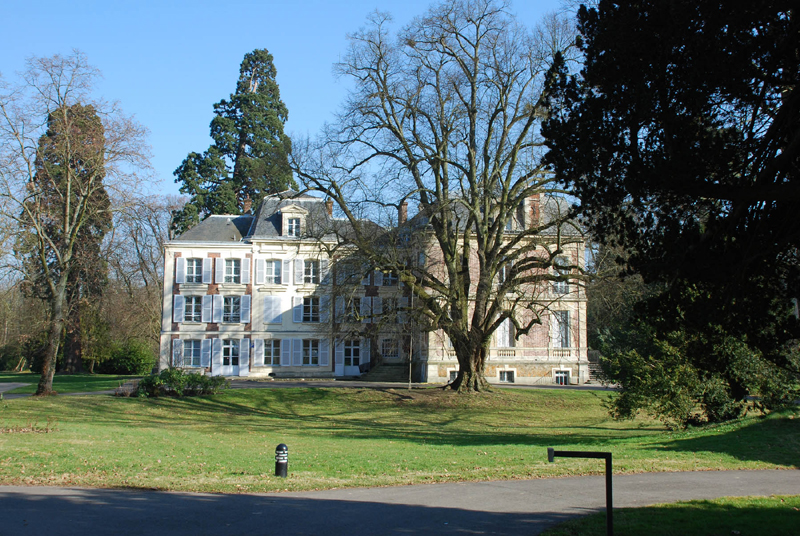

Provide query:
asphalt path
left=1, top=470, right=798, bottom=535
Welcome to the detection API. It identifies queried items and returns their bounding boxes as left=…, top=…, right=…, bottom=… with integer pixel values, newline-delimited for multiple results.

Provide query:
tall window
left=383, top=297, right=398, bottom=323
left=381, top=338, right=398, bottom=359
left=222, top=340, right=240, bottom=366
left=264, top=340, right=281, bottom=366
left=302, top=339, right=319, bottom=365
left=265, top=260, right=281, bottom=284
left=287, top=218, right=301, bottom=237
left=183, top=340, right=202, bottom=367
left=223, top=296, right=241, bottom=322
left=553, top=256, right=570, bottom=294
left=186, top=258, right=203, bottom=283
left=303, top=296, right=320, bottom=322
left=184, top=296, right=203, bottom=322
left=304, top=260, right=319, bottom=284
left=225, top=259, right=241, bottom=283
left=345, top=297, right=361, bottom=323
left=552, top=311, right=570, bottom=348
left=344, top=340, right=360, bottom=366
left=382, top=271, right=398, bottom=286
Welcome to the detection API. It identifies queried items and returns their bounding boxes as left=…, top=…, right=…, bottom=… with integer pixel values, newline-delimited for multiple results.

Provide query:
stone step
left=359, top=364, right=408, bottom=383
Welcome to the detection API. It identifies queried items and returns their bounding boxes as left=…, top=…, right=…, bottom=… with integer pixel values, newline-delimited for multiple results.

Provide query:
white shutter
left=241, top=258, right=250, bottom=284
left=373, top=270, right=383, bottom=286
left=280, top=338, right=292, bottom=366
left=294, top=259, right=304, bottom=285
left=361, top=268, right=370, bottom=286
left=212, top=295, right=223, bottom=323
left=211, top=338, right=222, bottom=375
left=361, top=297, right=371, bottom=324
left=172, top=339, right=183, bottom=367
left=334, top=296, right=344, bottom=323
left=264, top=295, right=282, bottom=324
left=202, top=258, right=213, bottom=284
left=202, top=295, right=213, bottom=323
left=239, top=339, right=250, bottom=376
left=319, top=339, right=330, bottom=367
left=335, top=340, right=345, bottom=365
left=320, top=295, right=330, bottom=323
left=372, top=296, right=383, bottom=317
left=255, top=259, right=265, bottom=285
left=292, top=296, right=303, bottom=322
left=497, top=318, right=511, bottom=348
left=252, top=339, right=264, bottom=366
left=201, top=339, right=212, bottom=367
left=399, top=296, right=409, bottom=324
left=292, top=338, right=303, bottom=366
left=173, top=295, right=185, bottom=323
left=175, top=257, right=186, bottom=284
left=320, top=259, right=330, bottom=285
left=282, top=260, right=291, bottom=285
left=240, top=295, right=251, bottom=323
left=215, top=258, right=224, bottom=283
left=361, top=338, right=371, bottom=368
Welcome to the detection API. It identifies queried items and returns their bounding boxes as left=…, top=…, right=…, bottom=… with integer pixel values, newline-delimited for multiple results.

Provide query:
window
left=183, top=340, right=202, bottom=367
left=553, top=256, right=570, bottom=294
left=344, top=339, right=360, bottom=366
left=381, top=338, right=398, bottom=359
left=382, top=271, right=398, bottom=286
left=265, top=260, right=281, bottom=284
left=553, top=281, right=569, bottom=294
left=552, top=311, right=570, bottom=348
left=225, top=259, right=241, bottom=283
left=303, top=296, right=320, bottom=322
left=383, top=297, right=398, bottom=323
left=264, top=340, right=281, bottom=366
left=304, top=260, right=319, bottom=284
left=186, top=258, right=203, bottom=283
left=303, top=339, right=319, bottom=365
left=223, top=296, right=241, bottom=323
left=222, top=340, right=240, bottom=366
left=449, top=370, right=458, bottom=382
left=555, top=370, right=570, bottom=385
left=184, top=296, right=203, bottom=322
left=499, top=370, right=515, bottom=383
left=345, top=297, right=361, bottom=323
left=286, top=218, right=301, bottom=237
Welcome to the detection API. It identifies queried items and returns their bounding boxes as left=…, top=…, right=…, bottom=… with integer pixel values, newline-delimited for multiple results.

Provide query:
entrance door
left=343, top=339, right=361, bottom=376
left=221, top=340, right=240, bottom=376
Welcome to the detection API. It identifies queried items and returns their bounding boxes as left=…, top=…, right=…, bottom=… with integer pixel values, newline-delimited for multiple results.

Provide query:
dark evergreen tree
left=172, top=49, right=295, bottom=233
left=543, top=1, right=799, bottom=421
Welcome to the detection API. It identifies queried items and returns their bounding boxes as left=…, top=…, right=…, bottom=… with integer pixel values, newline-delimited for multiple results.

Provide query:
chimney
left=243, top=195, right=252, bottom=214
left=528, top=193, right=540, bottom=228
left=325, top=198, right=333, bottom=217
left=398, top=201, right=408, bottom=225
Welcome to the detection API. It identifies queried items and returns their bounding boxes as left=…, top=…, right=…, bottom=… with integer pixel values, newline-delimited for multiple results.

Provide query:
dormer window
left=287, top=218, right=301, bottom=237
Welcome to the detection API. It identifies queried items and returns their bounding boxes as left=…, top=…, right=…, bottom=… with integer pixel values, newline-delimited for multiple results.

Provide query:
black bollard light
left=275, top=443, right=288, bottom=478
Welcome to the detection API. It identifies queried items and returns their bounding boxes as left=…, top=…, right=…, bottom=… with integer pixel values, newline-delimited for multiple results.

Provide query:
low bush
left=97, top=340, right=155, bottom=375
left=137, top=368, right=228, bottom=398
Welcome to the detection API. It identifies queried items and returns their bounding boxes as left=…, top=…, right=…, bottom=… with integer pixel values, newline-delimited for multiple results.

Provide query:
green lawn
left=0, top=386, right=797, bottom=493
left=542, top=495, right=800, bottom=536
left=0, top=372, right=141, bottom=394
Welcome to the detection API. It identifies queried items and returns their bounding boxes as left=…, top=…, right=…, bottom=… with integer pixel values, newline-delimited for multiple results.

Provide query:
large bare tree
left=0, top=52, right=151, bottom=394
left=294, top=0, right=582, bottom=391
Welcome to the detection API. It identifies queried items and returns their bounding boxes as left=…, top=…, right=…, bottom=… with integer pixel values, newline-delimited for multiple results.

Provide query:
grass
left=0, top=372, right=141, bottom=394
left=0, top=386, right=797, bottom=493
left=542, top=495, right=800, bottom=535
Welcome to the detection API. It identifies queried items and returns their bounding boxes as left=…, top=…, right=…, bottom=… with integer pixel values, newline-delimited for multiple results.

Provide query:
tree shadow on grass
left=659, top=409, right=800, bottom=468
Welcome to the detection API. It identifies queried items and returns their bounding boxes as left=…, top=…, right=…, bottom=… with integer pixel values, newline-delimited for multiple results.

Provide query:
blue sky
left=2, top=0, right=565, bottom=197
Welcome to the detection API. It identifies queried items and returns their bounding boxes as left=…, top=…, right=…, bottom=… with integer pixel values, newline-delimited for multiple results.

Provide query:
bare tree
left=294, top=0, right=583, bottom=391
left=0, top=51, right=152, bottom=394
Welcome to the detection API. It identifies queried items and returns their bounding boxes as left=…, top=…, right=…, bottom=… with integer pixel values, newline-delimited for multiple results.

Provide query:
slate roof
left=174, top=215, right=255, bottom=242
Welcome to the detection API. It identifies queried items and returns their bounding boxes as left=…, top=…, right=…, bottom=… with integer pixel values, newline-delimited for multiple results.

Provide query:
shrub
left=137, top=368, right=228, bottom=398
left=98, top=340, right=156, bottom=375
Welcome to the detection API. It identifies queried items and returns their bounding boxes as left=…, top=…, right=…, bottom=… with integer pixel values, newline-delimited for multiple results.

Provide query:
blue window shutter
left=175, top=258, right=186, bottom=284
left=399, top=297, right=409, bottom=324
left=334, top=296, right=344, bottom=323
left=255, top=259, right=265, bottom=285
left=173, top=295, right=185, bottom=323
left=294, top=259, right=304, bottom=285
left=292, top=339, right=303, bottom=366
left=361, top=338, right=371, bottom=368
left=172, top=339, right=183, bottom=367
left=320, top=259, right=330, bottom=285
left=319, top=339, right=330, bottom=366
left=320, top=295, right=330, bottom=323
left=211, top=338, right=222, bottom=375
left=240, top=295, right=251, bottom=323
left=202, top=295, right=213, bottom=323
left=335, top=340, right=345, bottom=365
left=202, top=258, right=213, bottom=284
left=215, top=258, right=224, bottom=284
left=201, top=339, right=212, bottom=367
left=239, top=339, right=250, bottom=377
left=280, top=339, right=292, bottom=366
left=372, top=296, right=383, bottom=317
left=373, top=270, right=383, bottom=286
left=292, top=296, right=303, bottom=322
left=212, top=295, right=223, bottom=323
left=282, top=260, right=291, bottom=285
left=241, top=258, right=251, bottom=285
left=361, top=297, right=371, bottom=324
left=252, top=339, right=264, bottom=366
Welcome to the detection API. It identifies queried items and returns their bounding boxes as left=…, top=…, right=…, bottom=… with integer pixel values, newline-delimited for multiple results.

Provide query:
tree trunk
left=450, top=345, right=491, bottom=392
left=36, top=283, right=67, bottom=396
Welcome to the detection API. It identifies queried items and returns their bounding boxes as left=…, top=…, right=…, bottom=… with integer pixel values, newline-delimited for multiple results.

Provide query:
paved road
left=1, top=470, right=798, bottom=535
